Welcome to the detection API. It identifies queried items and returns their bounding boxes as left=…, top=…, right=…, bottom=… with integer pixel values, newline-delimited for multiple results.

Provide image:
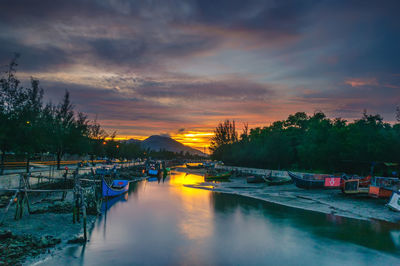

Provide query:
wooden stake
left=0, top=190, right=18, bottom=225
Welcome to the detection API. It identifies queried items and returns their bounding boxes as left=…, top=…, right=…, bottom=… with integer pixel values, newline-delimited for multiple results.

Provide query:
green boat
left=205, top=171, right=231, bottom=181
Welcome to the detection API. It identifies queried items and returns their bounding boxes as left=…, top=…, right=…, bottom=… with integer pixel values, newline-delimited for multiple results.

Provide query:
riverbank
left=0, top=166, right=146, bottom=265
left=179, top=166, right=400, bottom=224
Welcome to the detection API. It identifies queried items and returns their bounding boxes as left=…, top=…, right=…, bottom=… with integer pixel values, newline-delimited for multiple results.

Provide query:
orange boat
left=369, top=177, right=400, bottom=198
left=340, top=175, right=371, bottom=194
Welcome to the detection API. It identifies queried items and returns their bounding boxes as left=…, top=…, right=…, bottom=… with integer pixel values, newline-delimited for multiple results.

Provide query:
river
left=39, top=170, right=400, bottom=265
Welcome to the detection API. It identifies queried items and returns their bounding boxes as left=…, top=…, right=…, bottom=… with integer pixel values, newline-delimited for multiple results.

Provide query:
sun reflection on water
left=168, top=171, right=214, bottom=240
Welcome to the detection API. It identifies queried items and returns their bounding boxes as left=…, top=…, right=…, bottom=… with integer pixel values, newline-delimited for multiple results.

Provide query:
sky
left=1, top=0, right=399, bottom=151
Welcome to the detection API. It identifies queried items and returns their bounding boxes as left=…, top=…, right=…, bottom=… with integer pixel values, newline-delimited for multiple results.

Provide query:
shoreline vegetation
left=209, top=113, right=400, bottom=176
left=0, top=55, right=203, bottom=176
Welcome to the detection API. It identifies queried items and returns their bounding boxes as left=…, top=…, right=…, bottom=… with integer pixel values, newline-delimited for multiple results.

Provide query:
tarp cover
left=112, top=180, right=129, bottom=187
left=324, top=177, right=341, bottom=187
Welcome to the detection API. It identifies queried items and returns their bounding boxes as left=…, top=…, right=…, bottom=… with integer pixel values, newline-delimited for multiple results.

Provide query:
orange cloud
left=344, top=78, right=378, bottom=87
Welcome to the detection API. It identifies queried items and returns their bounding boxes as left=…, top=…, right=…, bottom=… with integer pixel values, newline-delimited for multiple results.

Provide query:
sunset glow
left=1, top=1, right=399, bottom=152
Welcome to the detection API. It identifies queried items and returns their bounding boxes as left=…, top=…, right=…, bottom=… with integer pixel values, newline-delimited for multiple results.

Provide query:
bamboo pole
left=0, top=190, right=18, bottom=225
left=81, top=189, right=87, bottom=241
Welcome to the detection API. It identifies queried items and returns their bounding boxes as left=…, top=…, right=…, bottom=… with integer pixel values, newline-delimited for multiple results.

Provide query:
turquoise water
left=40, top=171, right=400, bottom=265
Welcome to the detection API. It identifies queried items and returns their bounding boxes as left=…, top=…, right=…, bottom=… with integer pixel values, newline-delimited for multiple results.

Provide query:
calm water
left=40, top=170, right=400, bottom=265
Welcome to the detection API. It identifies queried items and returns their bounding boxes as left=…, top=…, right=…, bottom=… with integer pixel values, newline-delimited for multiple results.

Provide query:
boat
left=369, top=177, right=400, bottom=198
left=323, top=176, right=342, bottom=188
left=287, top=171, right=326, bottom=189
left=264, top=173, right=292, bottom=186
left=246, top=175, right=265, bottom=183
left=341, top=179, right=369, bottom=194
left=205, top=171, right=231, bottom=181
left=102, top=178, right=130, bottom=198
left=146, top=160, right=162, bottom=177
left=341, top=175, right=371, bottom=194
left=388, top=190, right=400, bottom=211
left=186, top=163, right=204, bottom=169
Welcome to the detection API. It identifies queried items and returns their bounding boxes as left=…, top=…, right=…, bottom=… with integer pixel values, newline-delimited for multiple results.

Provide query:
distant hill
left=124, top=135, right=207, bottom=156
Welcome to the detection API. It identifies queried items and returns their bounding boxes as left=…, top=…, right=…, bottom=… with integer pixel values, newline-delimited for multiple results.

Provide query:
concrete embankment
left=185, top=165, right=400, bottom=224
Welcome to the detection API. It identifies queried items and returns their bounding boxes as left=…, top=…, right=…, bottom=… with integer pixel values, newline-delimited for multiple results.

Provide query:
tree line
left=210, top=111, right=400, bottom=175
left=0, top=55, right=205, bottom=174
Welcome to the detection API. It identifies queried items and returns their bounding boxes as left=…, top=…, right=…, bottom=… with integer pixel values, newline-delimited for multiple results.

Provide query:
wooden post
left=0, top=190, right=18, bottom=225
left=81, top=188, right=87, bottom=241
left=22, top=174, right=31, bottom=214
left=72, top=171, right=78, bottom=223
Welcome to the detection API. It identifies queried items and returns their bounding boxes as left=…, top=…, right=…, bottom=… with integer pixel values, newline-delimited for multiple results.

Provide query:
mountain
left=124, top=135, right=207, bottom=156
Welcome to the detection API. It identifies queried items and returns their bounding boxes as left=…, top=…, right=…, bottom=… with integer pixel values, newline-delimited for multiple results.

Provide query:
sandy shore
left=179, top=166, right=400, bottom=224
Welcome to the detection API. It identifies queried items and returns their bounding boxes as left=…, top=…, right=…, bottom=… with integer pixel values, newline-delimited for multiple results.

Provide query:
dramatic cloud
left=1, top=0, right=399, bottom=148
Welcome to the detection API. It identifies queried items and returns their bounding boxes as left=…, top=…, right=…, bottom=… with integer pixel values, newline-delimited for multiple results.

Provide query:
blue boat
left=287, top=171, right=325, bottom=189
left=102, top=179, right=130, bottom=198
left=147, top=177, right=159, bottom=182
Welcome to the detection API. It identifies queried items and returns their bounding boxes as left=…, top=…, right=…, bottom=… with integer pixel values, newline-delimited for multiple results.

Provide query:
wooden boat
left=369, top=177, right=400, bottom=198
left=102, top=179, right=129, bottom=198
left=323, top=177, right=342, bottom=188
left=146, top=160, right=162, bottom=177
left=341, top=179, right=369, bottom=194
left=388, top=190, right=400, bottom=211
left=264, top=173, right=292, bottom=186
left=287, top=171, right=326, bottom=189
left=205, top=171, right=231, bottom=181
left=246, top=175, right=265, bottom=183
left=186, top=164, right=204, bottom=169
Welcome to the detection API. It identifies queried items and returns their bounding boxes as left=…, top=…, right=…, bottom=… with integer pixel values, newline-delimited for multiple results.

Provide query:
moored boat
left=287, top=171, right=326, bottom=189
left=186, top=163, right=204, bottom=169
left=102, top=179, right=130, bottom=198
left=323, top=176, right=342, bottom=188
left=341, top=175, right=371, bottom=194
left=369, top=177, right=400, bottom=198
left=388, top=190, right=400, bottom=211
left=146, top=160, right=162, bottom=177
left=205, top=171, right=231, bottom=181
left=265, top=174, right=292, bottom=186
left=341, top=179, right=369, bottom=194
left=246, top=175, right=265, bottom=183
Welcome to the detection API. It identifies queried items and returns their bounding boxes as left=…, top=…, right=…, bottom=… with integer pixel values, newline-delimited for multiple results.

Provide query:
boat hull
left=102, top=179, right=129, bottom=198
left=369, top=185, right=393, bottom=198
left=247, top=176, right=265, bottom=183
left=265, top=177, right=292, bottom=186
left=148, top=169, right=160, bottom=177
left=288, top=171, right=324, bottom=189
left=388, top=191, right=400, bottom=211
left=186, top=164, right=204, bottom=169
left=205, top=172, right=231, bottom=181
left=341, top=179, right=369, bottom=194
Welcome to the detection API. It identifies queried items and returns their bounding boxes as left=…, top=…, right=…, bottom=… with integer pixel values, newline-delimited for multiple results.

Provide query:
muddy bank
left=184, top=170, right=400, bottom=224
left=0, top=165, right=146, bottom=265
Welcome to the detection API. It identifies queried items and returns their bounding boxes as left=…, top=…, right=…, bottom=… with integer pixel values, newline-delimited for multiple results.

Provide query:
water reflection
left=40, top=171, right=400, bottom=265
left=209, top=192, right=400, bottom=254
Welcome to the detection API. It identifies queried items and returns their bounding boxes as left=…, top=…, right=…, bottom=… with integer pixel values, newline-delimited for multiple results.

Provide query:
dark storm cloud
left=0, top=0, right=322, bottom=72
left=0, top=37, right=72, bottom=72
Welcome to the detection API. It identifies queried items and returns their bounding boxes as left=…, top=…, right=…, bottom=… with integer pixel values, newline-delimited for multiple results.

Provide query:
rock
left=39, top=236, right=48, bottom=247
left=0, top=230, right=12, bottom=239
